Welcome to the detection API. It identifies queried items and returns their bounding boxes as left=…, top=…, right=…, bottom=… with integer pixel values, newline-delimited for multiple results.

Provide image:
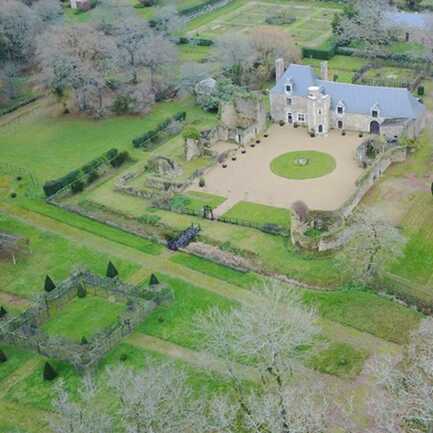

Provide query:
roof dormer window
left=336, top=100, right=345, bottom=115
left=285, top=78, right=294, bottom=94
left=371, top=103, right=380, bottom=118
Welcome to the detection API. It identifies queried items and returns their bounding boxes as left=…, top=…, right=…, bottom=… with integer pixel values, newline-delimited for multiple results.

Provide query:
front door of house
left=287, top=113, right=293, bottom=124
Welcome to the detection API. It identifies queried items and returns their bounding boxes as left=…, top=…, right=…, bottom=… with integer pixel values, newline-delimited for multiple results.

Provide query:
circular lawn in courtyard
left=270, top=151, right=336, bottom=180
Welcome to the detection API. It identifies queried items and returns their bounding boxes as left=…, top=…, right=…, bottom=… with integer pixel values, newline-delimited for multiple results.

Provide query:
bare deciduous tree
left=335, top=0, right=391, bottom=58
left=336, top=208, right=406, bottom=284
left=368, top=317, right=433, bottom=433
left=195, top=282, right=329, bottom=432
left=50, top=376, right=113, bottom=433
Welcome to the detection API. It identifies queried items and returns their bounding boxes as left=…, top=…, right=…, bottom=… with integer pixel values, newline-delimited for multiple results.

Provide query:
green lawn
left=0, top=97, right=215, bottom=182
left=169, top=191, right=226, bottom=212
left=42, top=295, right=126, bottom=342
left=138, top=274, right=236, bottom=350
left=223, top=201, right=290, bottom=229
left=171, top=252, right=263, bottom=289
left=0, top=213, right=139, bottom=300
left=304, top=288, right=422, bottom=344
left=0, top=346, right=36, bottom=382
left=271, top=151, right=336, bottom=180
left=307, top=342, right=368, bottom=378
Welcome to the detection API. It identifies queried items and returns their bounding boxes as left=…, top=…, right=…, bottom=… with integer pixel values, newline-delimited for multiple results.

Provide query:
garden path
left=0, top=202, right=400, bottom=357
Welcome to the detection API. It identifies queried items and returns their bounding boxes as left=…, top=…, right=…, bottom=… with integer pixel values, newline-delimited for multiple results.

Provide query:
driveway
left=188, top=125, right=364, bottom=211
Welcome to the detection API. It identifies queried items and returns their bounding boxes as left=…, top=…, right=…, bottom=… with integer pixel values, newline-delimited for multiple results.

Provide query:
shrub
left=0, top=306, right=7, bottom=319
left=110, top=151, right=129, bottom=168
left=112, top=95, right=135, bottom=114
left=0, top=350, right=7, bottom=363
left=80, top=336, right=88, bottom=345
left=199, top=177, right=206, bottom=187
left=71, top=179, right=84, bottom=194
left=120, top=353, right=128, bottom=361
left=182, top=126, right=200, bottom=141
left=106, top=261, right=119, bottom=279
left=417, top=86, right=425, bottom=96
left=43, top=362, right=58, bottom=381
left=149, top=273, right=159, bottom=286
left=292, top=200, right=309, bottom=223
left=10, top=192, right=16, bottom=198
left=87, top=169, right=99, bottom=185
left=302, top=39, right=337, bottom=60
left=77, top=284, right=87, bottom=298
left=44, top=275, right=56, bottom=293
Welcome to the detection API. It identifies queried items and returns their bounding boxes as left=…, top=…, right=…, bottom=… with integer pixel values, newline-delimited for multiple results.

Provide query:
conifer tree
left=149, top=273, right=159, bottom=286
left=106, top=261, right=119, bottom=279
left=80, top=336, right=88, bottom=345
left=43, top=362, right=58, bottom=381
left=0, top=350, right=7, bottom=363
left=44, top=275, right=56, bottom=292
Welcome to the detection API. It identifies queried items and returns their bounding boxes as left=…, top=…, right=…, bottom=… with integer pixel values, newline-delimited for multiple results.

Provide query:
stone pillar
left=275, top=58, right=285, bottom=82
left=320, top=61, right=329, bottom=81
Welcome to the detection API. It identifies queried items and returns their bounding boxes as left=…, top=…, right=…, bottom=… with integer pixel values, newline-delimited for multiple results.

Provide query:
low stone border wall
left=0, top=270, right=171, bottom=372
left=291, top=146, right=408, bottom=252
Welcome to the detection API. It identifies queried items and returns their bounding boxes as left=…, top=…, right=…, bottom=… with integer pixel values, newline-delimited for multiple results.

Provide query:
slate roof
left=271, top=64, right=425, bottom=120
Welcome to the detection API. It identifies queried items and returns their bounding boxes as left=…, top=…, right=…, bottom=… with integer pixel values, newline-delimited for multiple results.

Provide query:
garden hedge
left=132, top=111, right=186, bottom=149
left=43, top=148, right=119, bottom=197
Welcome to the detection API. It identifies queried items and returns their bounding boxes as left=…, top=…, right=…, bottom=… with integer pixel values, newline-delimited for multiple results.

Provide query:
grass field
left=169, top=191, right=226, bottom=212
left=42, top=295, right=126, bottom=342
left=304, top=287, right=422, bottom=344
left=0, top=97, right=215, bottom=182
left=170, top=252, right=263, bottom=289
left=271, top=151, right=337, bottom=180
left=0, top=213, right=139, bottom=300
left=223, top=201, right=290, bottom=229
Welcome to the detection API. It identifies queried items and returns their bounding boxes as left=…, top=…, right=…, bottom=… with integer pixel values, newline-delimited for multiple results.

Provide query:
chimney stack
left=320, top=61, right=329, bottom=81
left=275, top=58, right=285, bottom=82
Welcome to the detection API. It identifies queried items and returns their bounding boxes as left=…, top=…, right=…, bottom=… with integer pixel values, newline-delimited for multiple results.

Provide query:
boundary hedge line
left=132, top=111, right=186, bottom=149
left=0, top=95, right=40, bottom=117
left=43, top=148, right=120, bottom=197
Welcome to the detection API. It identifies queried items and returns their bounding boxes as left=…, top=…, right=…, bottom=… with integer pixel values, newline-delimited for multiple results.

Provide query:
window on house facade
left=372, top=110, right=378, bottom=118
left=297, top=113, right=305, bottom=122
left=337, top=120, right=343, bottom=129
left=337, top=105, right=344, bottom=114
left=285, top=84, right=292, bottom=93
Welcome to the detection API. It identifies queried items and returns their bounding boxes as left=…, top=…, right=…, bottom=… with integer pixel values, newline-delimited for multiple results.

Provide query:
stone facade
left=270, top=61, right=426, bottom=139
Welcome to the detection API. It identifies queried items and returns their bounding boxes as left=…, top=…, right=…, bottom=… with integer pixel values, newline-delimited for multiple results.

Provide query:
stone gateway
left=270, top=60, right=426, bottom=139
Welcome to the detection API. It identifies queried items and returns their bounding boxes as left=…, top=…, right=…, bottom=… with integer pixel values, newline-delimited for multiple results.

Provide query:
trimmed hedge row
left=43, top=148, right=119, bottom=197
left=178, top=37, right=214, bottom=46
left=132, top=111, right=186, bottom=149
left=302, top=42, right=337, bottom=60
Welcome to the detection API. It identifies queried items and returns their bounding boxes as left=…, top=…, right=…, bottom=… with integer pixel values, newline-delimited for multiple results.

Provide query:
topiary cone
left=44, top=275, right=56, bottom=292
left=149, top=273, right=160, bottom=286
left=43, top=362, right=58, bottom=381
left=106, top=261, right=119, bottom=279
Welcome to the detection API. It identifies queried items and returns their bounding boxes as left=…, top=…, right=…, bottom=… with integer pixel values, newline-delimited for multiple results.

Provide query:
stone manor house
left=270, top=60, right=426, bottom=139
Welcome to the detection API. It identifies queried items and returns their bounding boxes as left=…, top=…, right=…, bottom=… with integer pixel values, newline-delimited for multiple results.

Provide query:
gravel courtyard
left=189, top=125, right=365, bottom=212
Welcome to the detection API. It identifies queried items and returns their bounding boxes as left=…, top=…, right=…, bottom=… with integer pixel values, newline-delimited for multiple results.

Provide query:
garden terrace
left=0, top=270, right=170, bottom=370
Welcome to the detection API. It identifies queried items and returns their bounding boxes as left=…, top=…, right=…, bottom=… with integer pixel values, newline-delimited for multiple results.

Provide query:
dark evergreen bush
left=80, top=336, right=88, bottom=345
left=0, top=350, right=7, bottom=363
left=71, top=180, right=84, bottom=194
left=43, top=362, right=58, bottom=381
left=44, top=275, right=56, bottom=293
left=106, top=261, right=119, bottom=278
left=149, top=273, right=159, bottom=286
left=0, top=306, right=7, bottom=319
left=110, top=151, right=129, bottom=168
left=418, top=86, right=425, bottom=96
